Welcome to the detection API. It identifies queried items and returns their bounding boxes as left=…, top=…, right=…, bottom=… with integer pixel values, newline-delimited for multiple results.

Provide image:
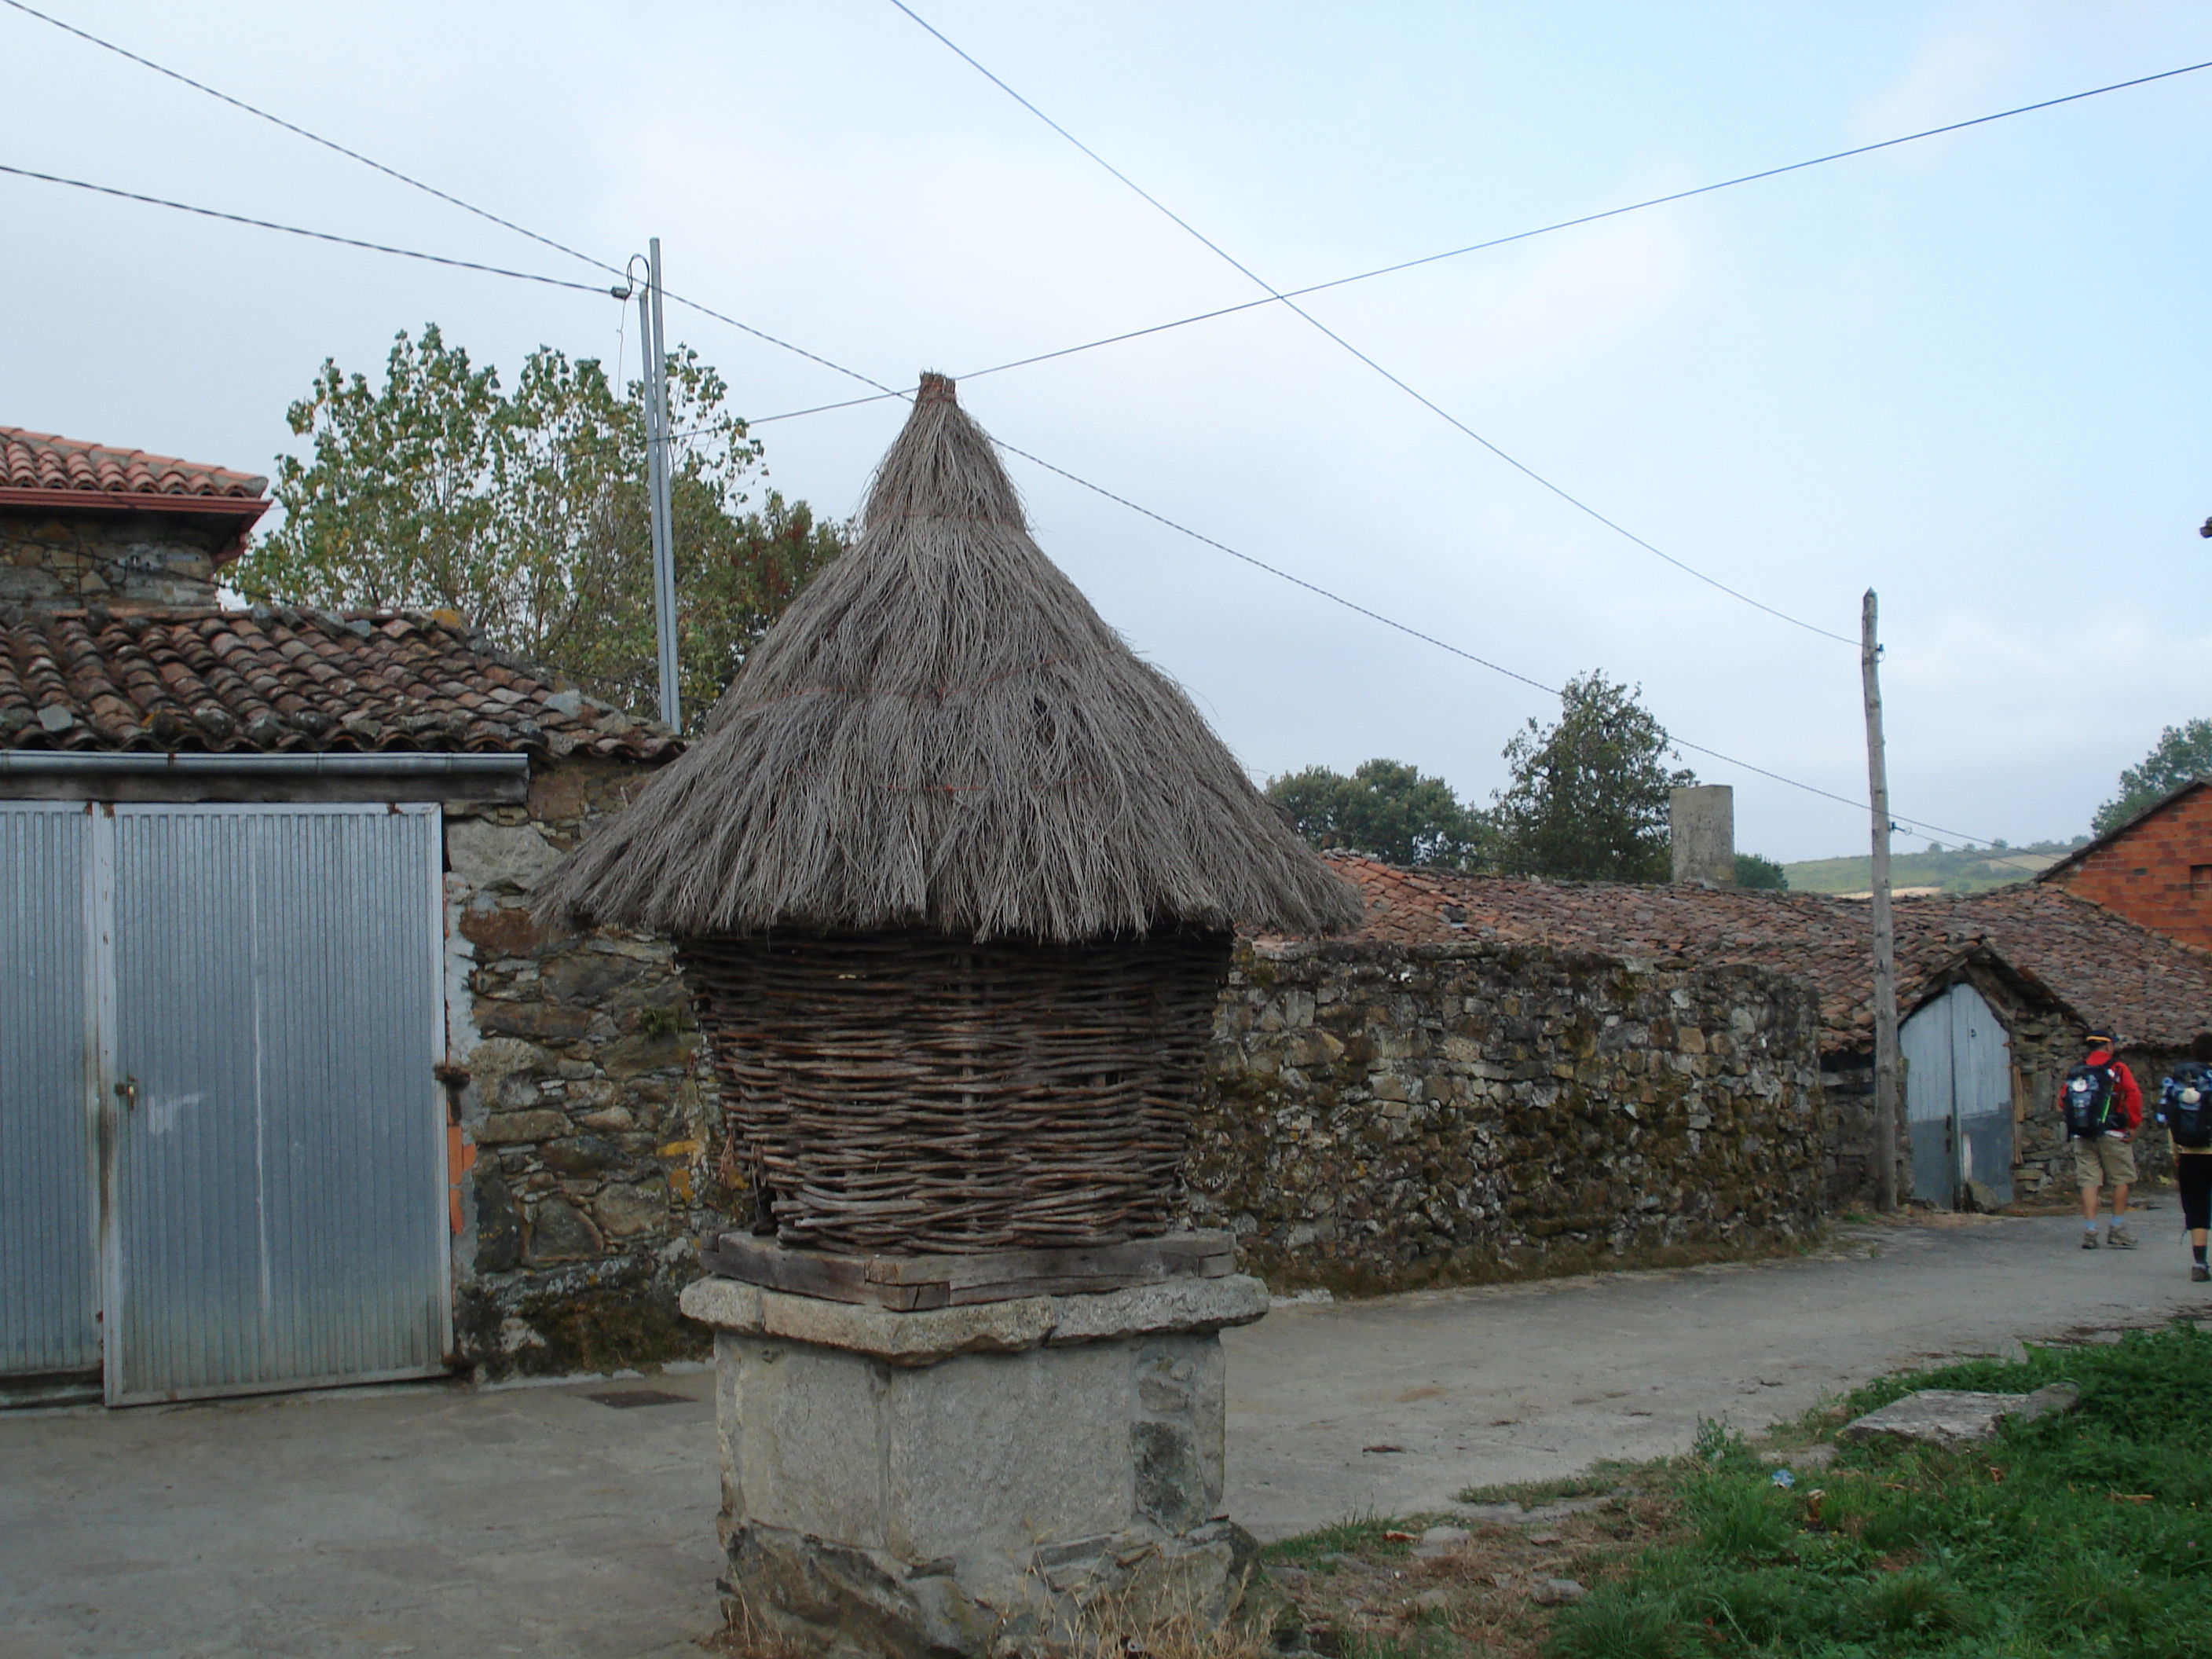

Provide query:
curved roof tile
left=1309, top=855, right=2212, bottom=1055
left=1, top=427, right=269, bottom=501
left=0, top=606, right=678, bottom=761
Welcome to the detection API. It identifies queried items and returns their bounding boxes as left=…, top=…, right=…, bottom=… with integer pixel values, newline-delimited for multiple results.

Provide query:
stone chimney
left=1, top=427, right=269, bottom=613
left=1670, top=784, right=1736, bottom=886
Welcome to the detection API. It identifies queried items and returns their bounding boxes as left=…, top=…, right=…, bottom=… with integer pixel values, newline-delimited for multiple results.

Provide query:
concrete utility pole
left=637, top=237, right=682, bottom=732
left=1862, top=590, right=1901, bottom=1211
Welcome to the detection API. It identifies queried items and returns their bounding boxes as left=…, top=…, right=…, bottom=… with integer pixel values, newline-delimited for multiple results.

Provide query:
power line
left=887, top=0, right=1860, bottom=647
left=646, top=53, right=2212, bottom=433
left=1020, top=55, right=2212, bottom=333
left=0, top=170, right=1983, bottom=840
left=991, top=437, right=1998, bottom=846
left=0, top=162, right=617, bottom=295
left=4, top=4, right=1999, bottom=839
left=0, top=0, right=622, bottom=284
left=889, top=8, right=2212, bottom=645
left=0, top=0, right=897, bottom=399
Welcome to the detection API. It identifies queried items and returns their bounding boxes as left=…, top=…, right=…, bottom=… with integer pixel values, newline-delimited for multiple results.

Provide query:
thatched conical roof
left=539, top=373, right=1363, bottom=943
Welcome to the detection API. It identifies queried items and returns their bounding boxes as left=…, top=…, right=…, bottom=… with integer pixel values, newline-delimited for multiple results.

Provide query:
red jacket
left=2057, top=1050, right=2142, bottom=1133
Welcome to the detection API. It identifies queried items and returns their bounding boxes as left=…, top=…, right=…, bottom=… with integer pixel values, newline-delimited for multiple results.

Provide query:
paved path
left=2, top=1370, right=724, bottom=1659
left=5, top=1210, right=2205, bottom=1655
left=1224, top=1209, right=2207, bottom=1536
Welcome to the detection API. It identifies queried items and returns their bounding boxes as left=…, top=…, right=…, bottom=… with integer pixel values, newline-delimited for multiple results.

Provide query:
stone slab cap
left=679, top=1272, right=1269, bottom=1366
left=1839, top=1381, right=2079, bottom=1451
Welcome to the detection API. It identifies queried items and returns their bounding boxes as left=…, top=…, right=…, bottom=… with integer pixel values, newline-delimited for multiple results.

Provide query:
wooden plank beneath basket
left=700, top=1231, right=1234, bottom=1310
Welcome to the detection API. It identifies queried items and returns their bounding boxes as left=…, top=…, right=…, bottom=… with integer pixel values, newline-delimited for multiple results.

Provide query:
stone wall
left=1818, top=1053, right=1884, bottom=1212
left=1182, top=939, right=1826, bottom=1295
left=1979, top=967, right=2181, bottom=1199
left=443, top=756, right=728, bottom=1377
left=1822, top=965, right=2185, bottom=1211
left=0, top=510, right=228, bottom=610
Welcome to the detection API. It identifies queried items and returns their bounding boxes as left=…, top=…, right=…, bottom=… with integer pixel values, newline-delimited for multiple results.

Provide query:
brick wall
left=2051, top=787, right=2212, bottom=950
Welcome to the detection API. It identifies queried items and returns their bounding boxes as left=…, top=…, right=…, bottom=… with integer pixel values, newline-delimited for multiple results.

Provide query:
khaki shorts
left=2071, top=1134, right=2137, bottom=1188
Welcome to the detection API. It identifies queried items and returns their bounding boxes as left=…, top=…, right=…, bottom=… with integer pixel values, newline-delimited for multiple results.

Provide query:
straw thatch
left=540, top=372, right=1361, bottom=943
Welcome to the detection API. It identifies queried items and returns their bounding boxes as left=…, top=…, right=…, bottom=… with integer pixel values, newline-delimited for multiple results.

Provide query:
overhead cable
left=0, top=162, right=615, bottom=295
left=887, top=0, right=1857, bottom=645
left=4, top=3, right=1998, bottom=837
left=651, top=53, right=2212, bottom=427
left=994, top=437, right=2001, bottom=846
left=889, top=3, right=2212, bottom=646
left=0, top=0, right=621, bottom=283
left=0, top=0, right=897, bottom=397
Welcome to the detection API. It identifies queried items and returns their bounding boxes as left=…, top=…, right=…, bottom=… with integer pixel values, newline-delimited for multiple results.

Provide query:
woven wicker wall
left=680, top=928, right=1233, bottom=1254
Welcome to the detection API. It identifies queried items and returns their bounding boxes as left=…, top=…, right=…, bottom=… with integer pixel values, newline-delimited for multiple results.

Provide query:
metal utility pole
left=637, top=237, right=682, bottom=732
left=1862, top=589, right=1901, bottom=1211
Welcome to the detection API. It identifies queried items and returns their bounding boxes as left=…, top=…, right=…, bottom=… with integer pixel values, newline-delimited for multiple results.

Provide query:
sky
left=4, top=0, right=2210, bottom=862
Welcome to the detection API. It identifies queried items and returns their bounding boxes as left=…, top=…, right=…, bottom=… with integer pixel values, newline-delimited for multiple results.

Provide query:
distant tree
left=2093, top=719, right=2212, bottom=835
left=1265, top=758, right=1489, bottom=868
left=1734, top=851, right=1789, bottom=890
left=229, top=323, right=846, bottom=729
left=1490, top=671, right=1694, bottom=882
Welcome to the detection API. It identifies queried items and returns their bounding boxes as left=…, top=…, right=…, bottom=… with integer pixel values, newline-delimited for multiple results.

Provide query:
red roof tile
left=1309, top=855, right=2212, bottom=1054
left=1, top=427, right=269, bottom=502
left=0, top=606, right=678, bottom=762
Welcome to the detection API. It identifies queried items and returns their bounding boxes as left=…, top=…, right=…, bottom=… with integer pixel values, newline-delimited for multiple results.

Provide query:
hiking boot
left=2106, top=1224, right=2137, bottom=1250
left=2081, top=1232, right=2100, bottom=1249
left=2192, top=1263, right=2210, bottom=1283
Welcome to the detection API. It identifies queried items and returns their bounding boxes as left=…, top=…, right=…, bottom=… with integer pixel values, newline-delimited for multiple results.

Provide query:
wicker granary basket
left=680, top=928, right=1233, bottom=1254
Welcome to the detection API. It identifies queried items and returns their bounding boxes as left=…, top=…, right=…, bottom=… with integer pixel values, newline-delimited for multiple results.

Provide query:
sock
left=2194, top=1243, right=2207, bottom=1266
left=2086, top=1219, right=2099, bottom=1232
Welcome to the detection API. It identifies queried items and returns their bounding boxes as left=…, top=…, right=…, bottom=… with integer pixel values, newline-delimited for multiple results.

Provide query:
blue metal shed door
left=0, top=804, right=98, bottom=1381
left=104, top=804, right=449, bottom=1405
left=1900, top=982, right=2013, bottom=1209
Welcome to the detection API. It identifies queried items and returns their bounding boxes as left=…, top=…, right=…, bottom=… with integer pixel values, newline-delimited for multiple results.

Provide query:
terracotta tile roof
left=0, top=606, right=678, bottom=761
left=1, top=427, right=269, bottom=502
left=1313, top=855, right=2212, bottom=1055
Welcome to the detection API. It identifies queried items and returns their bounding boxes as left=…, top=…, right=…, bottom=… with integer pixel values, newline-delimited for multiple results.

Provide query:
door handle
left=113, top=1074, right=138, bottom=1112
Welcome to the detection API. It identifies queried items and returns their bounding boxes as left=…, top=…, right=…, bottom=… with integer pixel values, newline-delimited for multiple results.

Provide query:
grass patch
left=1547, top=1320, right=2212, bottom=1658
left=1263, top=1511, right=1423, bottom=1566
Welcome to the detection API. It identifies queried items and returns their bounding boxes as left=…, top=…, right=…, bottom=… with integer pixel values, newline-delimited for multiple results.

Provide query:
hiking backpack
left=2160, top=1063, right=2212, bottom=1149
left=2062, top=1061, right=2119, bottom=1137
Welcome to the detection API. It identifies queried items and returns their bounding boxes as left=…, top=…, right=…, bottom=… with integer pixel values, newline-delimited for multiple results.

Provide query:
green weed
left=1539, top=1322, right=2212, bottom=1658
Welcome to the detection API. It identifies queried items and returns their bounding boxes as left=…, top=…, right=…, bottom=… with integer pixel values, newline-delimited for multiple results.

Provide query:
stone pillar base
left=679, top=1273, right=1273, bottom=1659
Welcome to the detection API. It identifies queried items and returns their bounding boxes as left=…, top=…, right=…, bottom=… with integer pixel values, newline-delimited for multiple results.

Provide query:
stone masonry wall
left=0, top=510, right=227, bottom=610
left=1979, top=965, right=2181, bottom=1199
left=1823, top=965, right=2184, bottom=1212
left=442, top=756, right=729, bottom=1378
left=1182, top=939, right=1827, bottom=1295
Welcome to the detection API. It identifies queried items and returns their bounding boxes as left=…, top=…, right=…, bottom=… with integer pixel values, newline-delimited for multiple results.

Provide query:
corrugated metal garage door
left=0, top=801, right=449, bottom=1404
left=105, top=804, right=449, bottom=1404
left=0, top=804, right=97, bottom=1381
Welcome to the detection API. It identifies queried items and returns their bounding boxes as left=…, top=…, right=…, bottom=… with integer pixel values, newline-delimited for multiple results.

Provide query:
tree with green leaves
left=1264, top=757, right=1489, bottom=868
left=2093, top=719, right=2212, bottom=834
left=1734, top=851, right=1789, bottom=890
left=229, top=324, right=845, bottom=728
left=1490, top=671, right=1694, bottom=882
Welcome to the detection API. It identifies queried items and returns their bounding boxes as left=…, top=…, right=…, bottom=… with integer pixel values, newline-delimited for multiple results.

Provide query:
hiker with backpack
left=2155, top=1032, right=2212, bottom=1283
left=2060, top=1027, right=2142, bottom=1249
